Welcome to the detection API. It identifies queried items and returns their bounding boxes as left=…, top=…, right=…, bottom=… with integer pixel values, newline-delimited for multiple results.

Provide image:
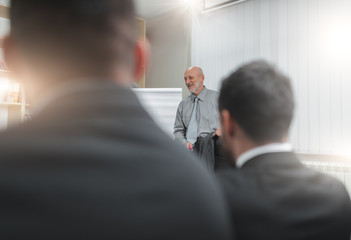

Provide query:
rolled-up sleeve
left=173, top=102, right=187, bottom=144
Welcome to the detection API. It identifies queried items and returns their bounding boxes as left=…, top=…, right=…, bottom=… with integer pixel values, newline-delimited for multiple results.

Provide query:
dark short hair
left=11, top=0, right=136, bottom=72
left=218, top=60, right=295, bottom=144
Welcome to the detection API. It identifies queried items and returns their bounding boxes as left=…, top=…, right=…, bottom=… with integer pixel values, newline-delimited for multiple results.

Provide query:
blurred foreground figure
left=0, top=1, right=233, bottom=239
left=217, top=61, right=351, bottom=240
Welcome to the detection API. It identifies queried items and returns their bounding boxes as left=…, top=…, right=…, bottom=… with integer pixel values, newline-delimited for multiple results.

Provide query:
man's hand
left=185, top=142, right=193, bottom=150
left=212, top=127, right=222, bottom=137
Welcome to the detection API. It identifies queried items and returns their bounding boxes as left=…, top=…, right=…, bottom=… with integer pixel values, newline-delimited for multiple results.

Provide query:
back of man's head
left=218, top=60, right=294, bottom=144
left=10, top=0, right=136, bottom=76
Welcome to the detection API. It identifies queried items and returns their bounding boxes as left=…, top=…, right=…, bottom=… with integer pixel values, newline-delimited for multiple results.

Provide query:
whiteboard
left=133, top=88, right=182, bottom=137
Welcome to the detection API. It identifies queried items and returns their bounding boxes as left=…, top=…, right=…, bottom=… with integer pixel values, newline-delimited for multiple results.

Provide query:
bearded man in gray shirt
left=174, top=67, right=221, bottom=153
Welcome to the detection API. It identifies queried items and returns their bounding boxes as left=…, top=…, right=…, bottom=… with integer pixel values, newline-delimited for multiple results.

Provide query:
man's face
left=184, top=68, right=204, bottom=95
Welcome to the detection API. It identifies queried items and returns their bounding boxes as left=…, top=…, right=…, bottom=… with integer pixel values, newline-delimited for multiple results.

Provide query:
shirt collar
left=236, top=142, right=293, bottom=168
left=191, top=86, right=207, bottom=102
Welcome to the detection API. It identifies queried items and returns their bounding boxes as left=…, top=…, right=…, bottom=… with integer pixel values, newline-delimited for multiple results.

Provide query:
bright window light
left=0, top=78, right=9, bottom=91
left=182, top=0, right=200, bottom=7
left=0, top=78, right=9, bottom=102
left=322, top=16, right=351, bottom=62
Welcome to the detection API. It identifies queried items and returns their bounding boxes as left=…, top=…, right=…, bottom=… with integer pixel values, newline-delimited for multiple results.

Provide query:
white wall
left=145, top=10, right=192, bottom=99
left=191, top=0, right=351, bottom=155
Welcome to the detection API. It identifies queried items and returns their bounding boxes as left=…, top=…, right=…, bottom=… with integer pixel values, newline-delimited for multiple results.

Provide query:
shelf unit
left=0, top=102, right=21, bottom=107
left=0, top=70, right=27, bottom=130
left=0, top=4, right=28, bottom=131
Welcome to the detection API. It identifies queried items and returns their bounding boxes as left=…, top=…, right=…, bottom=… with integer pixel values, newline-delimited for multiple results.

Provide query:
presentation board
left=133, top=88, right=182, bottom=137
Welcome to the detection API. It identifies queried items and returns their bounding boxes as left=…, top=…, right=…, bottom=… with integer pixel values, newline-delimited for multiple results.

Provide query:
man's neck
left=29, top=68, right=133, bottom=103
left=194, top=86, right=205, bottom=96
left=27, top=64, right=134, bottom=100
left=233, top=139, right=259, bottom=161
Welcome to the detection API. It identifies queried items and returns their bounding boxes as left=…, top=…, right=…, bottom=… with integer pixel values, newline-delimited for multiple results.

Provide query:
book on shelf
left=6, top=82, right=21, bottom=103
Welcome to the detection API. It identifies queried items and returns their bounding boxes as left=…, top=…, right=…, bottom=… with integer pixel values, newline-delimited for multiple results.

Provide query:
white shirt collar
left=236, top=142, right=293, bottom=168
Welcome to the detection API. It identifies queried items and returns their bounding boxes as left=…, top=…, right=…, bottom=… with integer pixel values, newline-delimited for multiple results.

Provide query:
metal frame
left=202, top=0, right=248, bottom=14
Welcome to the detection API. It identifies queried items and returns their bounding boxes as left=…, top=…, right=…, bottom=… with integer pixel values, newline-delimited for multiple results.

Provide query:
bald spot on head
left=185, top=66, right=204, bottom=76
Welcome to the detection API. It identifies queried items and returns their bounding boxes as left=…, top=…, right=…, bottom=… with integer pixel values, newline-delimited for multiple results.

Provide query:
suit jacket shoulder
left=217, top=152, right=351, bottom=240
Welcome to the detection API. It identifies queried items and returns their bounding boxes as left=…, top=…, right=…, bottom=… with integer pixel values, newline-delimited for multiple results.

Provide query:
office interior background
left=0, top=0, right=350, bottom=194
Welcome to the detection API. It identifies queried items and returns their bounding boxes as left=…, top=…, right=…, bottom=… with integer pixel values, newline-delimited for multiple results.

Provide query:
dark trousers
left=193, top=135, right=234, bottom=171
left=193, top=137, right=204, bottom=155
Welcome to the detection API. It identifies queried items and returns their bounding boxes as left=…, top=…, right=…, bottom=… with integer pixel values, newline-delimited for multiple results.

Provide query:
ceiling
left=134, top=0, right=188, bottom=19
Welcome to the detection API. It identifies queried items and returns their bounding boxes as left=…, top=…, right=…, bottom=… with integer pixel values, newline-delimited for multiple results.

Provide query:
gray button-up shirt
left=174, top=87, right=220, bottom=144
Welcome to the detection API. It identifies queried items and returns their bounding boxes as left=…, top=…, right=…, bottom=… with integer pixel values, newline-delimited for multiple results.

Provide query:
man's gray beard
left=190, top=84, right=201, bottom=94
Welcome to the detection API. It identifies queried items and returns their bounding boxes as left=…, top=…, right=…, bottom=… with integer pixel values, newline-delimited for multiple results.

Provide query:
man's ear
left=220, top=109, right=236, bottom=138
left=133, top=38, right=150, bottom=80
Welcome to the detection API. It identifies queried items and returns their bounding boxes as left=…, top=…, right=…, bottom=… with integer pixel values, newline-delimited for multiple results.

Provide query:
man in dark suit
left=217, top=60, right=351, bottom=240
left=0, top=1, right=233, bottom=239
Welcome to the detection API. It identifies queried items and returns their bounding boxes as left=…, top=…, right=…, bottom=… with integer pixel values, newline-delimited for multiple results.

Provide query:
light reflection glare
left=0, top=78, right=9, bottom=102
left=322, top=15, right=351, bottom=62
left=182, top=0, right=200, bottom=7
left=0, top=78, right=9, bottom=91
